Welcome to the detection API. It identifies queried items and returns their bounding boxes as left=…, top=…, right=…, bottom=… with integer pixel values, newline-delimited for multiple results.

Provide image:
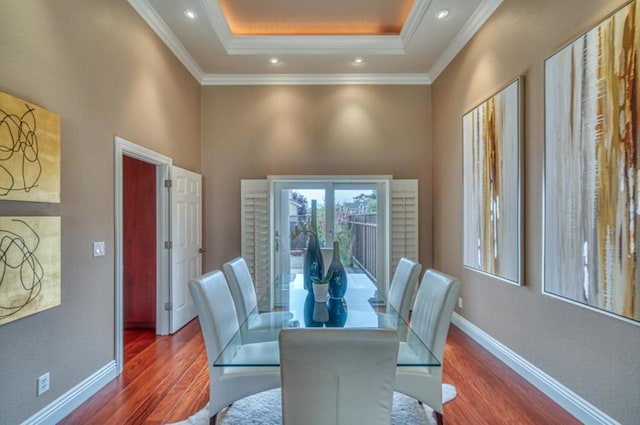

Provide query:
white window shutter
left=390, top=179, right=419, bottom=277
left=240, top=179, right=270, bottom=310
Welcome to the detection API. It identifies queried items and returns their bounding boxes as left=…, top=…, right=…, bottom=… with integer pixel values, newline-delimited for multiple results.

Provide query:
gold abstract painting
left=0, top=91, right=60, bottom=203
left=0, top=217, right=61, bottom=326
left=545, top=1, right=639, bottom=323
left=463, top=78, right=522, bottom=285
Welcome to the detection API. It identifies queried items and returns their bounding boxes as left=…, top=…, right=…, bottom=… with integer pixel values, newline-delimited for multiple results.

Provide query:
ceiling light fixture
left=184, top=9, right=198, bottom=19
left=353, top=57, right=365, bottom=64
left=435, top=9, right=450, bottom=20
left=269, top=57, right=280, bottom=64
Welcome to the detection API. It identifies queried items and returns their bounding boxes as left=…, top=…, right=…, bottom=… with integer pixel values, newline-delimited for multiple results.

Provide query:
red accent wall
left=123, top=156, right=157, bottom=329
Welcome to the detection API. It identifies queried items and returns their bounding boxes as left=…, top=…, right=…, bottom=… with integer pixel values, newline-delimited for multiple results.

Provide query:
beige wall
left=432, top=0, right=639, bottom=422
left=201, top=85, right=432, bottom=272
left=3, top=0, right=636, bottom=422
left=0, top=0, right=201, bottom=423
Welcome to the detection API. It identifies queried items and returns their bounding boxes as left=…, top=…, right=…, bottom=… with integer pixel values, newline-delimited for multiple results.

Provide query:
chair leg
left=434, top=411, right=444, bottom=425
left=209, top=414, right=217, bottom=425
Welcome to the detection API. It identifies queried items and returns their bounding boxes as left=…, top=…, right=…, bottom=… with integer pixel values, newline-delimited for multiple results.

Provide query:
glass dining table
left=213, top=275, right=440, bottom=368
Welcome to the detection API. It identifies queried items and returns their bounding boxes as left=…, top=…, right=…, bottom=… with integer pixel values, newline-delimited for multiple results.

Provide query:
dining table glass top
left=213, top=274, right=440, bottom=368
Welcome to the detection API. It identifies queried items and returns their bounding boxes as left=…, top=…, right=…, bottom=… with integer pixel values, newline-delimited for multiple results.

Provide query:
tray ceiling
left=128, top=0, right=503, bottom=85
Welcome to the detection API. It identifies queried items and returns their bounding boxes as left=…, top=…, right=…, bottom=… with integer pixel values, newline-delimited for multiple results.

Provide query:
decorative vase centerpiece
left=311, top=271, right=332, bottom=323
left=311, top=270, right=332, bottom=303
left=328, top=241, right=347, bottom=298
left=312, top=301, right=329, bottom=323
left=328, top=297, right=348, bottom=327
left=303, top=200, right=324, bottom=293
left=303, top=292, right=323, bottom=327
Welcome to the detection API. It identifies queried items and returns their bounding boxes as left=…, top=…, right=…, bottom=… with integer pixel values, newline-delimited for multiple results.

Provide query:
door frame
left=269, top=175, right=392, bottom=301
left=114, top=136, right=172, bottom=375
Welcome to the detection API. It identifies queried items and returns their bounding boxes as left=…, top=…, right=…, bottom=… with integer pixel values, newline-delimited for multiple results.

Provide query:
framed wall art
left=463, top=77, right=523, bottom=285
left=544, top=0, right=639, bottom=324
left=0, top=216, right=61, bottom=326
left=0, top=91, right=61, bottom=203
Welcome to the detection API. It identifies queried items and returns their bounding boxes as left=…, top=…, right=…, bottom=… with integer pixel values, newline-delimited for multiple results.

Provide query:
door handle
left=198, top=248, right=205, bottom=254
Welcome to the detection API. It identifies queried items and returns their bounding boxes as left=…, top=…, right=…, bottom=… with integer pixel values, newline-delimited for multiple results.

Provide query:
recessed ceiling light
left=353, top=57, right=365, bottom=64
left=435, top=9, right=450, bottom=20
left=269, top=57, right=280, bottom=64
left=184, top=9, right=197, bottom=19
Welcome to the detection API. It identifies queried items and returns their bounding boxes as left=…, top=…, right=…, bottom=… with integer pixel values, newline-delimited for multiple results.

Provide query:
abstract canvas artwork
left=544, top=1, right=639, bottom=323
left=463, top=78, right=522, bottom=285
left=0, top=91, right=61, bottom=203
left=0, top=217, right=61, bottom=326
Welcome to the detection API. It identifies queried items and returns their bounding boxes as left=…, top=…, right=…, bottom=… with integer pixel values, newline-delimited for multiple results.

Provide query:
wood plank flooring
left=59, top=320, right=580, bottom=425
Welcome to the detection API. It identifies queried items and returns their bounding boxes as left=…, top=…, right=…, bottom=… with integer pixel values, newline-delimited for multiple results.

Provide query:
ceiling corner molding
left=226, top=35, right=406, bottom=55
left=127, top=0, right=204, bottom=83
left=198, top=0, right=233, bottom=49
left=201, top=73, right=431, bottom=86
left=399, top=0, right=432, bottom=46
left=426, top=0, right=504, bottom=82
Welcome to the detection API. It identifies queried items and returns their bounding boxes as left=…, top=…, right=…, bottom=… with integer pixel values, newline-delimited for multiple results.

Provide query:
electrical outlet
left=458, top=297, right=463, bottom=309
left=37, top=372, right=50, bottom=396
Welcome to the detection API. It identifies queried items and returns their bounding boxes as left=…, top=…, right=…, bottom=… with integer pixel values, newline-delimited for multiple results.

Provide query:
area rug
left=170, top=384, right=456, bottom=425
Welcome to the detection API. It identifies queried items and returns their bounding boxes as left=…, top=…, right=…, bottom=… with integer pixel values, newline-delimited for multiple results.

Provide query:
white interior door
left=170, top=166, right=202, bottom=333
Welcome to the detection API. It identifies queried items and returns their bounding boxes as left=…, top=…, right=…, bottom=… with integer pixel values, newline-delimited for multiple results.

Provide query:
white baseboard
left=23, top=361, right=117, bottom=425
left=451, top=313, right=619, bottom=425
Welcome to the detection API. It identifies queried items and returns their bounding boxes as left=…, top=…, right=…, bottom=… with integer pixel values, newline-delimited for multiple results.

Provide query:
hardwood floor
left=60, top=320, right=580, bottom=425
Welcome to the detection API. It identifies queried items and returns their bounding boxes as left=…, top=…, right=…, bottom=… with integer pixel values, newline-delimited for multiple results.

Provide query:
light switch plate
left=93, top=241, right=105, bottom=257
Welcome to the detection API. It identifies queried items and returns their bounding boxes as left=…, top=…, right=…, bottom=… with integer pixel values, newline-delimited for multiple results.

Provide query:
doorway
left=272, top=179, right=387, bottom=307
left=114, top=137, right=202, bottom=375
left=114, top=137, right=172, bottom=375
left=123, top=156, right=157, bottom=331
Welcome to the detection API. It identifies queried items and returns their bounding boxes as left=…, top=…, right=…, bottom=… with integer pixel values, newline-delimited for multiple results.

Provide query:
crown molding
left=129, top=0, right=502, bottom=86
left=198, top=0, right=233, bottom=48
left=127, top=0, right=204, bottom=82
left=201, top=73, right=431, bottom=86
left=399, top=0, right=432, bottom=46
left=226, top=35, right=405, bottom=55
left=427, top=0, right=504, bottom=81
left=202, top=0, right=430, bottom=55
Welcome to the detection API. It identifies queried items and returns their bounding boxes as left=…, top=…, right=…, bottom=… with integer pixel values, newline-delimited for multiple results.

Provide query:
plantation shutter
left=240, top=179, right=270, bottom=310
left=390, top=179, right=419, bottom=277
left=241, top=178, right=417, bottom=308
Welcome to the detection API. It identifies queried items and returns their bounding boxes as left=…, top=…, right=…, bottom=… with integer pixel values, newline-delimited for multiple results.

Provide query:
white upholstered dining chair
left=395, top=269, right=461, bottom=425
left=279, top=328, right=399, bottom=425
left=381, top=257, right=422, bottom=337
left=188, top=270, right=281, bottom=424
left=223, top=257, right=295, bottom=342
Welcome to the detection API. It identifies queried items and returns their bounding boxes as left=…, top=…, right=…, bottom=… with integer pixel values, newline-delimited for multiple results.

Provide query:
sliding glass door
left=272, top=179, right=386, bottom=306
left=333, top=185, right=379, bottom=285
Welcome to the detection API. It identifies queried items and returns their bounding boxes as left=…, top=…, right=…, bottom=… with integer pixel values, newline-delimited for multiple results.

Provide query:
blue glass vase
left=328, top=241, right=347, bottom=298
left=328, top=297, right=348, bottom=327
left=303, top=200, right=324, bottom=293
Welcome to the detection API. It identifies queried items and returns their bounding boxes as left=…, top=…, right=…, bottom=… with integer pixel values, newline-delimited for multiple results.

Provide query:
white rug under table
left=171, top=384, right=456, bottom=425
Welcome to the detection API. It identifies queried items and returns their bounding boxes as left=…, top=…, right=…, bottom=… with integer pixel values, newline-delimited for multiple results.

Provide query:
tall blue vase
left=327, top=297, right=348, bottom=327
left=328, top=241, right=347, bottom=298
left=303, top=200, right=324, bottom=293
